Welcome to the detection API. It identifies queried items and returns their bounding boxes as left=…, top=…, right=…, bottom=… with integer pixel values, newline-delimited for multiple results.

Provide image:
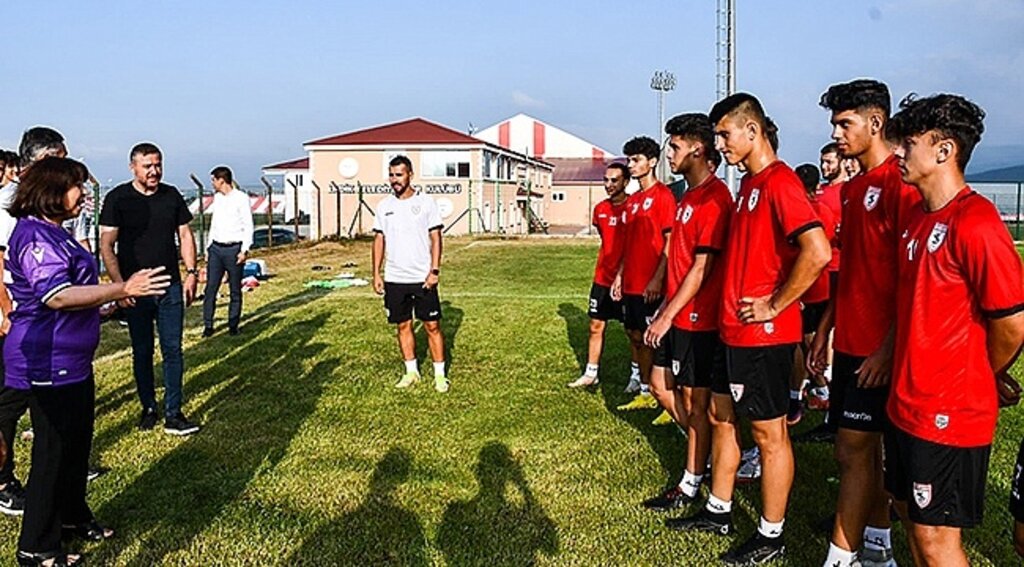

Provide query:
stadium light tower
left=716, top=0, right=738, bottom=192
left=651, top=69, right=676, bottom=180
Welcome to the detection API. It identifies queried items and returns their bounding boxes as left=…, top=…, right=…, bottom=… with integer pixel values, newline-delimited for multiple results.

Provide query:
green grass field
left=1, top=237, right=1021, bottom=565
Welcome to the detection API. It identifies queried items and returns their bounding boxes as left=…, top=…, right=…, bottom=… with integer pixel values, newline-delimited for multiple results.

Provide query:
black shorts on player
left=658, top=330, right=726, bottom=389
left=801, top=301, right=828, bottom=335
left=588, top=283, right=623, bottom=322
left=623, top=294, right=660, bottom=332
left=383, top=282, right=443, bottom=324
left=884, top=424, right=990, bottom=528
left=1011, top=439, right=1024, bottom=523
left=827, top=352, right=889, bottom=432
left=725, top=345, right=794, bottom=421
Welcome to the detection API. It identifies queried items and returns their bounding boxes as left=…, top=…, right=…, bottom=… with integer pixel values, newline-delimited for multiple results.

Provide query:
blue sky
left=1, top=0, right=1021, bottom=186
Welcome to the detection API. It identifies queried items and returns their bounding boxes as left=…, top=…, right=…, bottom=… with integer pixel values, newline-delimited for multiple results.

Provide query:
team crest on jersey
left=672, top=360, right=681, bottom=375
left=864, top=186, right=882, bottom=211
left=764, top=322, right=775, bottom=334
left=642, top=197, right=654, bottom=211
left=927, top=223, right=948, bottom=253
left=730, top=383, right=745, bottom=402
left=682, top=204, right=694, bottom=224
left=935, top=414, right=950, bottom=430
left=412, top=205, right=421, bottom=215
left=690, top=312, right=698, bottom=323
left=609, top=217, right=618, bottom=226
left=913, top=483, right=932, bottom=508
left=747, top=189, right=760, bottom=211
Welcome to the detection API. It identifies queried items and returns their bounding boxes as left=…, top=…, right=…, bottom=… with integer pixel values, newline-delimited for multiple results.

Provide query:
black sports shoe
left=720, top=532, right=785, bottom=565
left=664, top=507, right=732, bottom=535
left=87, top=467, right=109, bottom=482
left=643, top=485, right=694, bottom=512
left=228, top=327, right=240, bottom=336
left=786, top=398, right=804, bottom=426
left=0, top=478, right=26, bottom=516
left=164, top=413, right=200, bottom=436
left=138, top=407, right=159, bottom=431
left=202, top=327, right=214, bottom=338
left=791, top=421, right=836, bottom=443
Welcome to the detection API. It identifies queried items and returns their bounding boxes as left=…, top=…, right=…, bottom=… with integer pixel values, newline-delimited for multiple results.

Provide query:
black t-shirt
left=99, top=182, right=193, bottom=282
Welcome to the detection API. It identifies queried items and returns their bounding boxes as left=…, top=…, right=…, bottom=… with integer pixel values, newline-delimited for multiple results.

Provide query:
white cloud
left=512, top=90, right=546, bottom=109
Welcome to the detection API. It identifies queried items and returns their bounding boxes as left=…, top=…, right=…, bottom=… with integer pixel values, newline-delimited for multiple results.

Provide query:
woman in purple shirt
left=4, top=157, right=169, bottom=567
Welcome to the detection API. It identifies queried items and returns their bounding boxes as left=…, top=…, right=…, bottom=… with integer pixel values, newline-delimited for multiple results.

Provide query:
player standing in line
left=808, top=79, right=917, bottom=567
left=569, top=163, right=632, bottom=388
left=372, top=156, right=449, bottom=393
left=885, top=93, right=1024, bottom=566
left=641, top=113, right=732, bottom=511
left=610, top=137, right=676, bottom=412
left=668, top=93, right=830, bottom=565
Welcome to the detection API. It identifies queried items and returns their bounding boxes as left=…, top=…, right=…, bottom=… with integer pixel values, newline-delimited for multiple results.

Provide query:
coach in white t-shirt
left=372, top=155, right=449, bottom=393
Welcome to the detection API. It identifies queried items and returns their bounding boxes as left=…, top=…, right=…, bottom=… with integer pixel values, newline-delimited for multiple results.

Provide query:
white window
left=551, top=191, right=566, bottom=202
left=421, top=151, right=471, bottom=178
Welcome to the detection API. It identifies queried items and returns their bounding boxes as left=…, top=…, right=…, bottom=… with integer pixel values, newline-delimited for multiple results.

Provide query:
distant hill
left=966, top=164, right=1024, bottom=183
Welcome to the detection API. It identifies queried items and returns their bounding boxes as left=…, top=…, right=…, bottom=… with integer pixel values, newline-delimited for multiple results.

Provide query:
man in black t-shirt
left=99, top=143, right=201, bottom=436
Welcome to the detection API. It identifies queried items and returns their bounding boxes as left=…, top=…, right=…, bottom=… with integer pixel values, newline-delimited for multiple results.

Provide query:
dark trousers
left=0, top=336, right=31, bottom=484
left=125, top=281, right=184, bottom=415
left=19, top=377, right=94, bottom=554
left=202, top=242, right=244, bottom=330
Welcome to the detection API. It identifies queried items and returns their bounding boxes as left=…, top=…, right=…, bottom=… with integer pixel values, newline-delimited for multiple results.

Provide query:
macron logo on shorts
left=843, top=411, right=872, bottom=422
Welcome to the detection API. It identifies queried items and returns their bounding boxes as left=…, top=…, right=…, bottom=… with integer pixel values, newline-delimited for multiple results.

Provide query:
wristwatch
left=431, top=268, right=440, bottom=276
left=186, top=268, right=200, bottom=276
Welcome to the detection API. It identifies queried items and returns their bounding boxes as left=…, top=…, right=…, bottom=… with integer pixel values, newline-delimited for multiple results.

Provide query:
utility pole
left=650, top=70, right=676, bottom=181
left=717, top=0, right=738, bottom=193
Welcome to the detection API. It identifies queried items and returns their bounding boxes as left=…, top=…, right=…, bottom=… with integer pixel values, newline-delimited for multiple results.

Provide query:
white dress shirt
left=208, top=188, right=254, bottom=251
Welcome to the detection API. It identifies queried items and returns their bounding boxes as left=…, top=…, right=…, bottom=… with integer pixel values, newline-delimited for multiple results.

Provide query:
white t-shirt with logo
left=372, top=192, right=443, bottom=284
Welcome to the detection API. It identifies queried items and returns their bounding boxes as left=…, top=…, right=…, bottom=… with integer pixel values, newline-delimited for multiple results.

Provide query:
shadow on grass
left=437, top=442, right=558, bottom=566
left=414, top=300, right=464, bottom=372
left=556, top=303, right=680, bottom=476
left=90, top=308, right=335, bottom=565
left=288, top=448, right=427, bottom=566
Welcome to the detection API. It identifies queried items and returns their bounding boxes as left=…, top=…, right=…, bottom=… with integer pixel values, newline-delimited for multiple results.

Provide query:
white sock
left=706, top=494, right=732, bottom=514
left=678, top=470, right=703, bottom=497
left=434, top=361, right=446, bottom=379
left=758, top=516, right=784, bottom=539
left=584, top=363, right=599, bottom=377
left=812, top=386, right=830, bottom=400
left=404, top=359, right=418, bottom=374
left=789, top=389, right=802, bottom=400
left=823, top=542, right=856, bottom=566
left=823, top=365, right=833, bottom=381
left=639, top=383, right=650, bottom=394
left=630, top=362, right=640, bottom=379
left=863, top=526, right=891, bottom=551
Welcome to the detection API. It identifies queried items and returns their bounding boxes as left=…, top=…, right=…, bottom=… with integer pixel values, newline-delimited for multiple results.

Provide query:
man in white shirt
left=372, top=155, right=449, bottom=393
left=202, top=166, right=254, bottom=337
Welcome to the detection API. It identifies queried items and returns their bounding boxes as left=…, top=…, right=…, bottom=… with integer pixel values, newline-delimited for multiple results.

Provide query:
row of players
left=569, top=79, right=1024, bottom=566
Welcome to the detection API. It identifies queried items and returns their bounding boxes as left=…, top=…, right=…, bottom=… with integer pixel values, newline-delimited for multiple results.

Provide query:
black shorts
left=653, top=330, right=725, bottom=389
left=383, top=282, right=442, bottom=324
left=801, top=301, right=828, bottom=335
left=884, top=424, right=990, bottom=528
left=588, top=283, right=623, bottom=322
left=623, top=294, right=660, bottom=332
left=1010, top=439, right=1024, bottom=523
left=828, top=351, right=889, bottom=432
left=724, top=344, right=795, bottom=421
left=828, top=270, right=839, bottom=300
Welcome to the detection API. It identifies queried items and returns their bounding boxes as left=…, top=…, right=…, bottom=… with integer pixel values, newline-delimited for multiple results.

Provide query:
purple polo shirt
left=3, top=216, right=99, bottom=389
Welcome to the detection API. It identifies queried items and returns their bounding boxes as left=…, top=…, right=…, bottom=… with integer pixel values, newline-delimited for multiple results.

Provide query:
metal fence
left=973, top=182, right=1024, bottom=240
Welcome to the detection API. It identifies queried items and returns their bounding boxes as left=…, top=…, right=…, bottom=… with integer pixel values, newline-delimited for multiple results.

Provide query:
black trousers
left=202, top=242, right=244, bottom=330
left=19, top=377, right=95, bottom=554
left=0, top=336, right=31, bottom=484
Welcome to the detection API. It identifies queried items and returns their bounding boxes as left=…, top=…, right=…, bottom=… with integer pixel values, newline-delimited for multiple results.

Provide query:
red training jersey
left=833, top=155, right=921, bottom=357
left=621, top=182, right=676, bottom=296
left=802, top=197, right=836, bottom=304
left=665, top=176, right=733, bottom=331
left=592, top=197, right=629, bottom=287
left=719, top=161, right=824, bottom=347
left=889, top=188, right=1024, bottom=447
left=817, top=182, right=843, bottom=272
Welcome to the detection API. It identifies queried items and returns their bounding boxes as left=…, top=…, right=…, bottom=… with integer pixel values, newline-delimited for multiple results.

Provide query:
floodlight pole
left=717, top=0, right=738, bottom=193
left=651, top=70, right=676, bottom=181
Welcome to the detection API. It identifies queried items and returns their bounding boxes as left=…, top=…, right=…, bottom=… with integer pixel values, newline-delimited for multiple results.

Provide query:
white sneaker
left=741, top=446, right=760, bottom=462
left=568, top=374, right=599, bottom=388
left=624, top=377, right=641, bottom=393
left=736, top=454, right=761, bottom=483
left=859, top=546, right=897, bottom=567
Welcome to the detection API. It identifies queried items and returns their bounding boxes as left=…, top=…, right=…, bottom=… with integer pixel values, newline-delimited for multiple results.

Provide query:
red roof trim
left=305, top=117, right=481, bottom=146
left=262, top=157, right=309, bottom=170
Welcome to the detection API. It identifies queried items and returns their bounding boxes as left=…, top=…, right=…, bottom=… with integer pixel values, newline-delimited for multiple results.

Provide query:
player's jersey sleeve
left=371, top=200, right=386, bottom=233
left=956, top=203, right=1024, bottom=318
left=426, top=197, right=443, bottom=231
left=696, top=191, right=730, bottom=254
left=770, top=173, right=821, bottom=241
left=18, top=238, right=72, bottom=305
left=658, top=190, right=675, bottom=235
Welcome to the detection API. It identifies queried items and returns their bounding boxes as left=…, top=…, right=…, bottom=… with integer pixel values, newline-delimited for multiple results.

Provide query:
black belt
left=212, top=241, right=242, bottom=247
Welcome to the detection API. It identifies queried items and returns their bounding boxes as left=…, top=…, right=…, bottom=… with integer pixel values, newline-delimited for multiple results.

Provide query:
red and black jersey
left=889, top=188, right=1024, bottom=447
left=719, top=161, right=823, bottom=347
left=665, top=176, right=733, bottom=331
left=834, top=155, right=921, bottom=357
left=621, top=182, right=676, bottom=295
left=816, top=182, right=843, bottom=272
left=592, top=197, right=629, bottom=287
left=802, top=197, right=836, bottom=304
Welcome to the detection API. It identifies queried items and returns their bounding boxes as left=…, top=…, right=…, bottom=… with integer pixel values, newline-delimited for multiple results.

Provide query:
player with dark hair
left=809, top=78, right=918, bottom=567
left=569, top=162, right=632, bottom=388
left=641, top=113, right=731, bottom=510
left=669, top=93, right=831, bottom=565
left=610, top=137, right=676, bottom=412
left=885, top=93, right=1024, bottom=566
